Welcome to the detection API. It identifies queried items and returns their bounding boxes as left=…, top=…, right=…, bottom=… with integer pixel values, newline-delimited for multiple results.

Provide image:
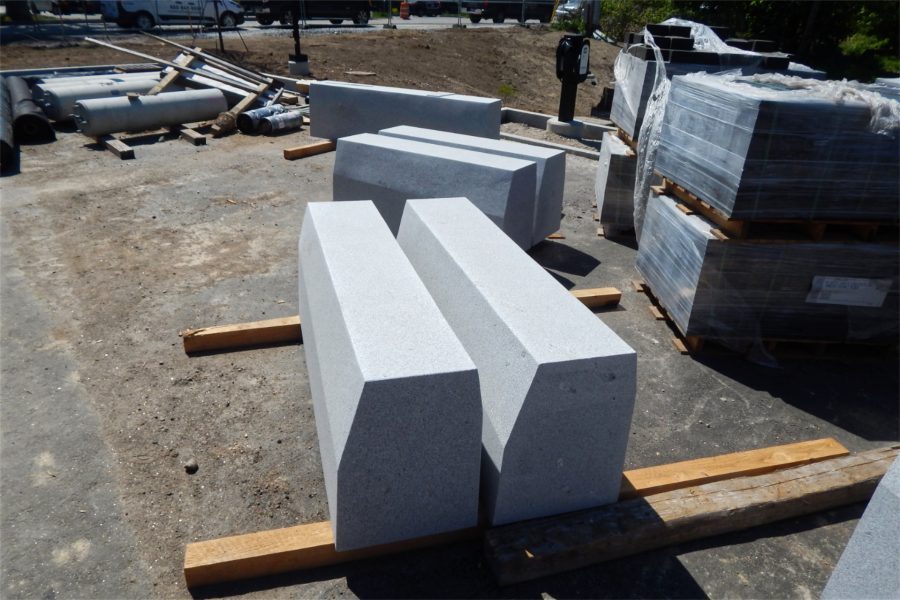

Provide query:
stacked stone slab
left=310, top=80, right=501, bottom=140
left=397, top=197, right=637, bottom=526
left=298, top=200, right=483, bottom=551
left=595, top=131, right=637, bottom=233
left=610, top=48, right=826, bottom=141
left=333, top=133, right=537, bottom=249
left=379, top=125, right=565, bottom=246
left=822, top=457, right=900, bottom=599
left=655, top=73, right=900, bottom=221
left=635, top=191, right=900, bottom=343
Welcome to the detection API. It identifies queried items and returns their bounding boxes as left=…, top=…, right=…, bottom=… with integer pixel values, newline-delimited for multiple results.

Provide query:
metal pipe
left=236, top=104, right=286, bottom=133
left=73, top=89, right=228, bottom=137
left=140, top=33, right=268, bottom=84
left=6, top=76, right=55, bottom=143
left=259, top=110, right=304, bottom=134
left=37, top=78, right=164, bottom=121
left=84, top=37, right=269, bottom=95
left=1, top=78, right=17, bottom=173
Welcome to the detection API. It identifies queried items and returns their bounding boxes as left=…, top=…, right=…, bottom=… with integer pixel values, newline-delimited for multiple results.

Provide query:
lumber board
left=96, top=135, right=134, bottom=160
left=184, top=524, right=479, bottom=588
left=570, top=286, right=621, bottom=309
left=179, top=316, right=300, bottom=354
left=546, top=232, right=566, bottom=239
left=146, top=51, right=199, bottom=96
left=283, top=140, right=336, bottom=160
left=485, top=445, right=899, bottom=586
left=179, top=288, right=622, bottom=354
left=177, top=126, right=207, bottom=146
left=619, top=438, right=849, bottom=499
left=182, top=438, right=851, bottom=588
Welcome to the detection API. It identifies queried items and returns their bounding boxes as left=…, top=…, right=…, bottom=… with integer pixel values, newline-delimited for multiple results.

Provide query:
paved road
left=0, top=13, right=525, bottom=44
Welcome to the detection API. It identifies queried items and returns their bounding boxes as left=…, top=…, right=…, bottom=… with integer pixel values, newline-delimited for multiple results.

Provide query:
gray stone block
left=379, top=125, right=565, bottom=245
left=397, top=197, right=637, bottom=526
left=310, top=80, right=501, bottom=140
left=595, top=131, right=637, bottom=232
left=822, top=457, right=900, bottom=599
left=298, top=200, right=483, bottom=551
left=333, top=133, right=537, bottom=249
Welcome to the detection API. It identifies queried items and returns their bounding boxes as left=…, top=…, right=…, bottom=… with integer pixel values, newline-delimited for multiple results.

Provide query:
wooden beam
left=179, top=288, right=622, bottom=354
left=619, top=438, right=849, bottom=499
left=570, top=287, right=621, bottom=309
left=183, top=438, right=853, bottom=588
left=184, top=523, right=479, bottom=588
left=96, top=135, right=134, bottom=160
left=179, top=316, right=301, bottom=354
left=283, top=140, right=336, bottom=160
left=546, top=232, right=566, bottom=240
left=484, top=445, right=898, bottom=586
left=176, top=126, right=207, bottom=146
left=146, top=51, right=199, bottom=96
left=211, top=81, right=272, bottom=138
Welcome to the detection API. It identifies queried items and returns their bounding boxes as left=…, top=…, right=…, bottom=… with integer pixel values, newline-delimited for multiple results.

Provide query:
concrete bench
left=333, top=133, right=537, bottom=249
left=298, top=200, right=483, bottom=551
left=310, top=80, right=501, bottom=140
left=380, top=125, right=565, bottom=246
left=595, top=131, right=637, bottom=233
left=397, top=197, right=637, bottom=526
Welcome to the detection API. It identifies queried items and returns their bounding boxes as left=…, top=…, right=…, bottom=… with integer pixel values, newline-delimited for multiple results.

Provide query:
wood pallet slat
left=183, top=438, right=852, bottom=589
left=283, top=140, right=336, bottom=160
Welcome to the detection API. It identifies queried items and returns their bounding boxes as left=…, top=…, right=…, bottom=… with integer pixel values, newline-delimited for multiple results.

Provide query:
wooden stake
left=283, top=140, right=336, bottom=160
left=182, top=438, right=854, bottom=589
left=485, top=445, right=898, bottom=586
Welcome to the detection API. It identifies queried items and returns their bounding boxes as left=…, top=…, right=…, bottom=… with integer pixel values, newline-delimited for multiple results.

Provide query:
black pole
left=558, top=77, right=578, bottom=121
left=212, top=0, right=225, bottom=52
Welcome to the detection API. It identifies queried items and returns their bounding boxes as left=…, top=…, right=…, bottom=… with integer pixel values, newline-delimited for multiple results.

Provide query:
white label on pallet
left=806, top=276, right=892, bottom=308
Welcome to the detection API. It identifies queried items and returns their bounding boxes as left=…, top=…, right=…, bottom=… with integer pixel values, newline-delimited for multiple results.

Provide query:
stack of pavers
left=597, top=22, right=821, bottom=233
left=635, top=72, right=900, bottom=347
left=298, top=197, right=636, bottom=550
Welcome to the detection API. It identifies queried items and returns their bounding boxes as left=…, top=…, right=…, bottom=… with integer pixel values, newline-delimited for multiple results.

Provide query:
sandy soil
left=0, top=27, right=618, bottom=115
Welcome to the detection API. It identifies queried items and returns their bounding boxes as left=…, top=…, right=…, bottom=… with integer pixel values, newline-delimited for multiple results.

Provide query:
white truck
left=100, top=0, right=245, bottom=29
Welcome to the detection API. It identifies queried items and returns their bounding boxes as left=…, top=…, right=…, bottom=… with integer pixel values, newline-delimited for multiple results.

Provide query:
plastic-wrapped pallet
left=595, top=132, right=637, bottom=233
left=655, top=73, right=900, bottom=221
left=635, top=191, right=900, bottom=343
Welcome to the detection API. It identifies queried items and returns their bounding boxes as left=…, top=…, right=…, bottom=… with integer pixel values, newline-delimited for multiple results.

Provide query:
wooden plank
left=177, top=126, right=207, bottom=146
left=648, top=305, right=665, bottom=320
left=185, top=523, right=480, bottom=588
left=283, top=140, right=336, bottom=160
left=671, top=337, right=690, bottom=354
left=180, top=287, right=622, bottom=354
left=146, top=51, right=199, bottom=96
left=546, top=232, right=566, bottom=240
left=619, top=438, right=849, bottom=499
left=631, top=279, right=647, bottom=293
left=596, top=226, right=604, bottom=237
left=183, top=438, right=854, bottom=588
left=485, top=445, right=899, bottom=586
left=570, top=287, right=621, bottom=309
left=96, top=135, right=134, bottom=160
left=179, top=316, right=301, bottom=354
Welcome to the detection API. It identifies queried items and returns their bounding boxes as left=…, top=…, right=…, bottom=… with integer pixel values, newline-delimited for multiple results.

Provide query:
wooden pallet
left=179, top=287, right=623, bottom=354
left=183, top=437, right=853, bottom=588
left=657, top=178, right=899, bottom=243
left=616, top=127, right=638, bottom=153
left=633, top=278, right=896, bottom=357
left=94, top=123, right=209, bottom=160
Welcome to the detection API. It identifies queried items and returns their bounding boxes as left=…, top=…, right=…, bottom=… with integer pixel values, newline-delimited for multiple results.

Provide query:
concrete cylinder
left=260, top=110, right=304, bottom=134
left=35, top=72, right=161, bottom=91
left=39, top=78, right=163, bottom=121
left=73, top=89, right=228, bottom=137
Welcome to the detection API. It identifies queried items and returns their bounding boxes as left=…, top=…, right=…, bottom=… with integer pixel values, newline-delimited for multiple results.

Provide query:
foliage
left=552, top=14, right=585, bottom=34
left=498, top=83, right=516, bottom=101
left=598, top=0, right=674, bottom=43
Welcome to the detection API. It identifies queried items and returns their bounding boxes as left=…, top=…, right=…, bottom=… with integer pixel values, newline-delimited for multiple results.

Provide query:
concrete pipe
left=73, top=89, right=228, bottom=137
left=38, top=78, right=166, bottom=121
left=236, top=104, right=286, bottom=134
left=1, top=78, right=17, bottom=173
left=6, top=76, right=55, bottom=144
left=260, top=110, right=304, bottom=135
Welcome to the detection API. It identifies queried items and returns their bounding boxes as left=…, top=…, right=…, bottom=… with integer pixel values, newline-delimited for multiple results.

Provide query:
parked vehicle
left=554, top=0, right=584, bottom=21
left=30, top=0, right=100, bottom=14
left=407, top=0, right=441, bottom=16
left=461, top=0, right=552, bottom=24
left=100, top=0, right=245, bottom=30
left=245, top=0, right=372, bottom=26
